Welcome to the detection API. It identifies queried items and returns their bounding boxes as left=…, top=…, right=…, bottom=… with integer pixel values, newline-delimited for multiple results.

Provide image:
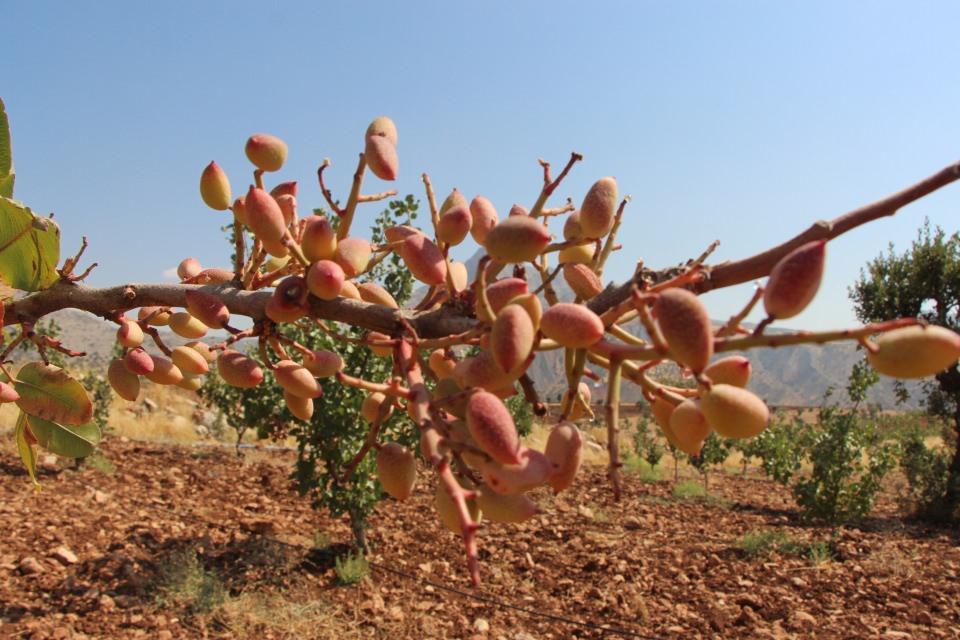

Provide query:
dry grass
left=108, top=382, right=204, bottom=442
left=216, top=591, right=349, bottom=639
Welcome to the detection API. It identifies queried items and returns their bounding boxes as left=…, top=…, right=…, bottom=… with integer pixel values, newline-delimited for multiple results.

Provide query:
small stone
left=51, top=546, right=78, bottom=565
left=577, top=505, right=594, bottom=519
left=18, top=557, right=43, bottom=575
left=790, top=576, right=808, bottom=588
left=792, top=611, right=816, bottom=629
left=41, top=455, right=59, bottom=470
left=94, top=490, right=110, bottom=504
left=157, top=632, right=173, bottom=640
left=98, top=595, right=116, bottom=611
left=474, top=618, right=490, bottom=632
left=882, top=632, right=911, bottom=640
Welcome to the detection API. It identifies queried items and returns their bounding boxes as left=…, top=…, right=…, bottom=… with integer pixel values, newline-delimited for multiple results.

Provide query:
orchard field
left=1, top=395, right=958, bottom=640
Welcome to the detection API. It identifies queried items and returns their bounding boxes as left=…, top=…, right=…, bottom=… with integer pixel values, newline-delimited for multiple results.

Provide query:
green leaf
left=0, top=97, right=13, bottom=198
left=0, top=197, right=60, bottom=292
left=14, top=362, right=93, bottom=425
left=26, top=414, right=100, bottom=459
left=15, top=411, right=39, bottom=487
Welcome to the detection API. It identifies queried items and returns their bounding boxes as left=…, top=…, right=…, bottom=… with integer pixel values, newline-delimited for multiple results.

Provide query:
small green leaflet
left=14, top=362, right=94, bottom=425
left=15, top=412, right=39, bottom=487
left=0, top=97, right=13, bottom=198
left=0, top=198, right=60, bottom=292
left=26, top=413, right=100, bottom=459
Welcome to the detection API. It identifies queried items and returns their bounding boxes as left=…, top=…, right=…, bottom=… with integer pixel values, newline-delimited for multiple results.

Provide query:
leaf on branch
left=0, top=97, right=13, bottom=198
left=25, top=413, right=100, bottom=459
left=14, top=362, right=93, bottom=425
left=0, top=197, right=60, bottom=292
left=15, top=412, right=39, bottom=487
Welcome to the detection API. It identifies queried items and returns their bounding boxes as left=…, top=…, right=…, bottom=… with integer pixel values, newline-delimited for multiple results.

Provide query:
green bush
left=631, top=419, right=664, bottom=469
left=790, top=362, right=897, bottom=524
left=898, top=427, right=956, bottom=521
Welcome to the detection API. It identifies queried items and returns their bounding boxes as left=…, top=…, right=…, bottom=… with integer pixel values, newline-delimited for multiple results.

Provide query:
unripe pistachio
left=108, top=359, right=140, bottom=402
left=275, top=193, right=297, bottom=227
left=439, top=188, right=468, bottom=215
left=177, top=375, right=205, bottom=392
left=428, top=349, right=458, bottom=380
left=306, top=260, right=345, bottom=301
left=508, top=204, right=529, bottom=217
left=244, top=186, right=287, bottom=245
left=469, top=196, right=499, bottom=244
left=284, top=390, right=314, bottom=421
left=177, top=257, right=202, bottom=281
left=866, top=325, right=960, bottom=379
left=199, top=161, right=231, bottom=210
left=506, top=293, right=542, bottom=332
left=358, top=282, right=398, bottom=309
left=138, top=306, right=171, bottom=326
left=217, top=350, right=264, bottom=388
left=558, top=242, right=594, bottom=265
left=563, top=263, right=603, bottom=299
left=481, top=447, right=551, bottom=495
left=185, top=290, right=229, bottom=329
left=123, top=347, right=155, bottom=375
left=169, top=311, right=208, bottom=339
left=490, top=304, right=535, bottom=374
left=484, top=216, right=551, bottom=263
left=653, top=288, right=713, bottom=374
left=435, top=479, right=480, bottom=533
left=448, top=261, right=468, bottom=292
left=399, top=233, right=446, bottom=285
left=544, top=422, right=582, bottom=493
left=703, top=356, right=752, bottom=388
left=232, top=195, right=248, bottom=226
left=144, top=356, right=184, bottom=385
left=365, top=134, right=399, bottom=181
left=245, top=133, right=288, bottom=172
left=266, top=285, right=308, bottom=323
left=171, top=346, right=210, bottom=376
left=700, top=384, right=769, bottom=439
left=579, top=177, right=618, bottom=238
left=0, top=381, right=19, bottom=403
left=476, top=490, right=539, bottom=523
left=540, top=303, right=604, bottom=348
left=377, top=442, right=416, bottom=500
left=669, top=399, right=711, bottom=456
left=361, top=391, right=393, bottom=423
left=274, top=359, right=321, bottom=399
left=116, top=319, right=144, bottom=348
left=339, top=279, right=362, bottom=301
left=366, top=331, right=393, bottom=357
left=302, top=215, right=337, bottom=262
left=763, top=240, right=827, bottom=320
left=466, top=391, right=521, bottom=465
left=333, top=237, right=372, bottom=278
left=270, top=181, right=298, bottom=199
left=484, top=278, right=529, bottom=315
left=562, top=211, right=583, bottom=241
left=437, top=204, right=472, bottom=246
left=303, top=350, right=343, bottom=377
left=366, top=116, right=398, bottom=146
left=186, top=341, right=216, bottom=363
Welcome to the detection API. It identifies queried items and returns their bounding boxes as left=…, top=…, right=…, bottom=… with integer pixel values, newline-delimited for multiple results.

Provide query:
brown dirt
left=1, top=439, right=958, bottom=639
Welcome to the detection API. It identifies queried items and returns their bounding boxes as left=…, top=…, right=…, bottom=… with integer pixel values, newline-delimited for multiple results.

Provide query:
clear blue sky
left=2, top=2, right=958, bottom=330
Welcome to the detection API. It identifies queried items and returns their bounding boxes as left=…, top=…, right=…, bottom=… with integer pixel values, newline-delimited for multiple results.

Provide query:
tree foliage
left=850, top=220, right=960, bottom=522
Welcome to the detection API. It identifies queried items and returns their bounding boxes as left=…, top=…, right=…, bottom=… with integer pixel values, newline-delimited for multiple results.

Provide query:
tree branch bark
left=4, top=161, right=957, bottom=344
left=588, top=160, right=960, bottom=315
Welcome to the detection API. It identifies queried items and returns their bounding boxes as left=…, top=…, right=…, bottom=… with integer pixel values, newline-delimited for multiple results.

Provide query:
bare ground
left=1, top=439, right=958, bottom=639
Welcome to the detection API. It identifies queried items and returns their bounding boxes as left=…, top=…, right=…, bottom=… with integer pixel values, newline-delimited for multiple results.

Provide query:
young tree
left=850, top=221, right=960, bottom=521
left=2, top=95, right=959, bottom=583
